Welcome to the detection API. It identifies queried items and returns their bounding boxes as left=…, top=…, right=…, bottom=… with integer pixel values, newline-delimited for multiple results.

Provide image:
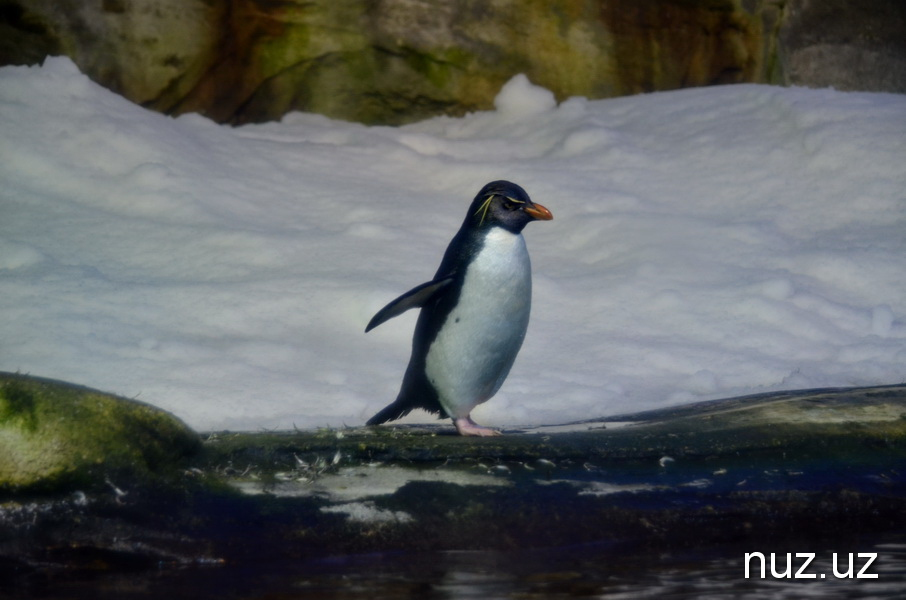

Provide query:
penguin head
left=467, top=180, right=553, bottom=234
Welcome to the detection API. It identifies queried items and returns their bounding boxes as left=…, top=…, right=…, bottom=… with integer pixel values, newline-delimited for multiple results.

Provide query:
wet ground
left=3, top=384, right=906, bottom=599
left=6, top=533, right=906, bottom=599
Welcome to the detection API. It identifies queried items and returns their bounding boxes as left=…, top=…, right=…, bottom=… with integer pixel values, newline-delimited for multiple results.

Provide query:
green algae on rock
left=0, top=372, right=201, bottom=492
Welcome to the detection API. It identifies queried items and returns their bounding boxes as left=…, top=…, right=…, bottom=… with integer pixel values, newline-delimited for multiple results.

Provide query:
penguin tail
left=367, top=374, right=445, bottom=426
left=366, top=392, right=445, bottom=426
left=366, top=401, right=413, bottom=426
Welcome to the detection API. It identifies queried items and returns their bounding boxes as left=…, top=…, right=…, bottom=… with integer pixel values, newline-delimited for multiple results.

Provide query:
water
left=8, top=535, right=905, bottom=599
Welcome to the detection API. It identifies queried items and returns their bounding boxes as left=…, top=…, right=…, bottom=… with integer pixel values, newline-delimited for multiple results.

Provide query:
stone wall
left=778, top=0, right=906, bottom=94
left=1, top=0, right=904, bottom=125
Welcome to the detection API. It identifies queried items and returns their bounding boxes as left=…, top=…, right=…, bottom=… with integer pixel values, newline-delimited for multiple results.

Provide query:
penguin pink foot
left=454, top=416, right=501, bottom=437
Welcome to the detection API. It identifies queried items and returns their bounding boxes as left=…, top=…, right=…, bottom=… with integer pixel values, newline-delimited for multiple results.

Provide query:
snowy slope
left=1, top=58, right=904, bottom=431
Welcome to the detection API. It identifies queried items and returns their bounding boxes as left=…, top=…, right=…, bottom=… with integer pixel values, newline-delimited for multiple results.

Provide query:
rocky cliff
left=1, top=0, right=904, bottom=124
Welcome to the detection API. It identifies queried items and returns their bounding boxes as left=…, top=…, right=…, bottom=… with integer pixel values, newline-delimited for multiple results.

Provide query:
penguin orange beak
left=524, top=203, right=553, bottom=221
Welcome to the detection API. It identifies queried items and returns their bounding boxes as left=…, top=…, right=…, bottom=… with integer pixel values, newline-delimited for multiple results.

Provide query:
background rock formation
left=1, top=0, right=904, bottom=124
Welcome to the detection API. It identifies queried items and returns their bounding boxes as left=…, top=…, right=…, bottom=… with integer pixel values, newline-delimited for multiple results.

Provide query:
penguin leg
left=453, top=416, right=501, bottom=437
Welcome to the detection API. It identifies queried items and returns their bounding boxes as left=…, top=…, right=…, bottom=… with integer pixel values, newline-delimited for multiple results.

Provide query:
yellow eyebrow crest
left=474, top=195, right=524, bottom=225
left=474, top=195, right=494, bottom=225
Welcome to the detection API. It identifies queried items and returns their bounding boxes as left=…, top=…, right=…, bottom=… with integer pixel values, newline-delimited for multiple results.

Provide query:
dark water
left=7, top=534, right=905, bottom=599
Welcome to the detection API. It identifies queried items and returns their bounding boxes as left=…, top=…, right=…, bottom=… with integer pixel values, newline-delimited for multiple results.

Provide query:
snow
left=1, top=56, right=904, bottom=432
left=494, top=73, right=558, bottom=116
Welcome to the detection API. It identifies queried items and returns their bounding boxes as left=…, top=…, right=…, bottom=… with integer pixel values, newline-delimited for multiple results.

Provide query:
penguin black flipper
left=365, top=276, right=454, bottom=332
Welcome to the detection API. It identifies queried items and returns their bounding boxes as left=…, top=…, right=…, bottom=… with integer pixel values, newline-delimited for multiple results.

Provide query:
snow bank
left=2, top=58, right=904, bottom=430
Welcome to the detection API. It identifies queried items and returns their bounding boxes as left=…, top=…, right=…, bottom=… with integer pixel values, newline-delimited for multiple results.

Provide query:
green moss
left=0, top=373, right=200, bottom=493
left=397, top=45, right=473, bottom=89
left=0, top=382, right=39, bottom=432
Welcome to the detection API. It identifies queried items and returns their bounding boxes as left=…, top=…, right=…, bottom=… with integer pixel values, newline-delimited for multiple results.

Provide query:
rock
left=1, top=383, right=905, bottom=596
left=7, top=0, right=903, bottom=126
left=0, top=372, right=201, bottom=492
left=778, top=0, right=906, bottom=93
left=0, top=0, right=222, bottom=108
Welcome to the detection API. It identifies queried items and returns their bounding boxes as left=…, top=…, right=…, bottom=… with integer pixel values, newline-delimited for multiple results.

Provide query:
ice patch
left=320, top=501, right=413, bottom=524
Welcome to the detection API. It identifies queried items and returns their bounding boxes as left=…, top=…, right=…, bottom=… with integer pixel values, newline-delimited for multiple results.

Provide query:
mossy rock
left=0, top=372, right=201, bottom=493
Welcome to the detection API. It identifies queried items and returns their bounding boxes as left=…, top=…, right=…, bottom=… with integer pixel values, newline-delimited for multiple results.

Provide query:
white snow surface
left=2, top=57, right=905, bottom=431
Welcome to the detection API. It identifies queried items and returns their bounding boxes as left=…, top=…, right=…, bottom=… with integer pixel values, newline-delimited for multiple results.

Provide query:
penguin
left=365, top=180, right=552, bottom=436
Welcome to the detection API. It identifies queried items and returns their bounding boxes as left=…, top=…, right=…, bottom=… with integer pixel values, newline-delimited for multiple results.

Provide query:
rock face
left=0, top=372, right=201, bottom=492
left=778, top=0, right=906, bottom=92
left=2, top=0, right=904, bottom=125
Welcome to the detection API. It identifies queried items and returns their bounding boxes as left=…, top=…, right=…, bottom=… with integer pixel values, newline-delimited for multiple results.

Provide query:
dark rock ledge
left=2, top=372, right=905, bottom=595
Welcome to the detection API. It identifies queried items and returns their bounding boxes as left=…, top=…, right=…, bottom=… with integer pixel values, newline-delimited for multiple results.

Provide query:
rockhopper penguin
left=365, top=180, right=552, bottom=436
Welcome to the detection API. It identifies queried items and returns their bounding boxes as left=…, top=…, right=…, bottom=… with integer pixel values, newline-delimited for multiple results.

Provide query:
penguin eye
left=499, top=196, right=525, bottom=212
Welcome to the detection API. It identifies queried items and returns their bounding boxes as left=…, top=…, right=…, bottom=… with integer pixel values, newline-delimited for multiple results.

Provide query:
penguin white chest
left=426, top=228, right=532, bottom=418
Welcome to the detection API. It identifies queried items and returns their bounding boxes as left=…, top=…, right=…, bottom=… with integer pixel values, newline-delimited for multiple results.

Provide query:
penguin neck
left=435, top=223, right=510, bottom=280
left=471, top=224, right=525, bottom=269
left=478, top=225, right=526, bottom=254
left=467, top=226, right=531, bottom=282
